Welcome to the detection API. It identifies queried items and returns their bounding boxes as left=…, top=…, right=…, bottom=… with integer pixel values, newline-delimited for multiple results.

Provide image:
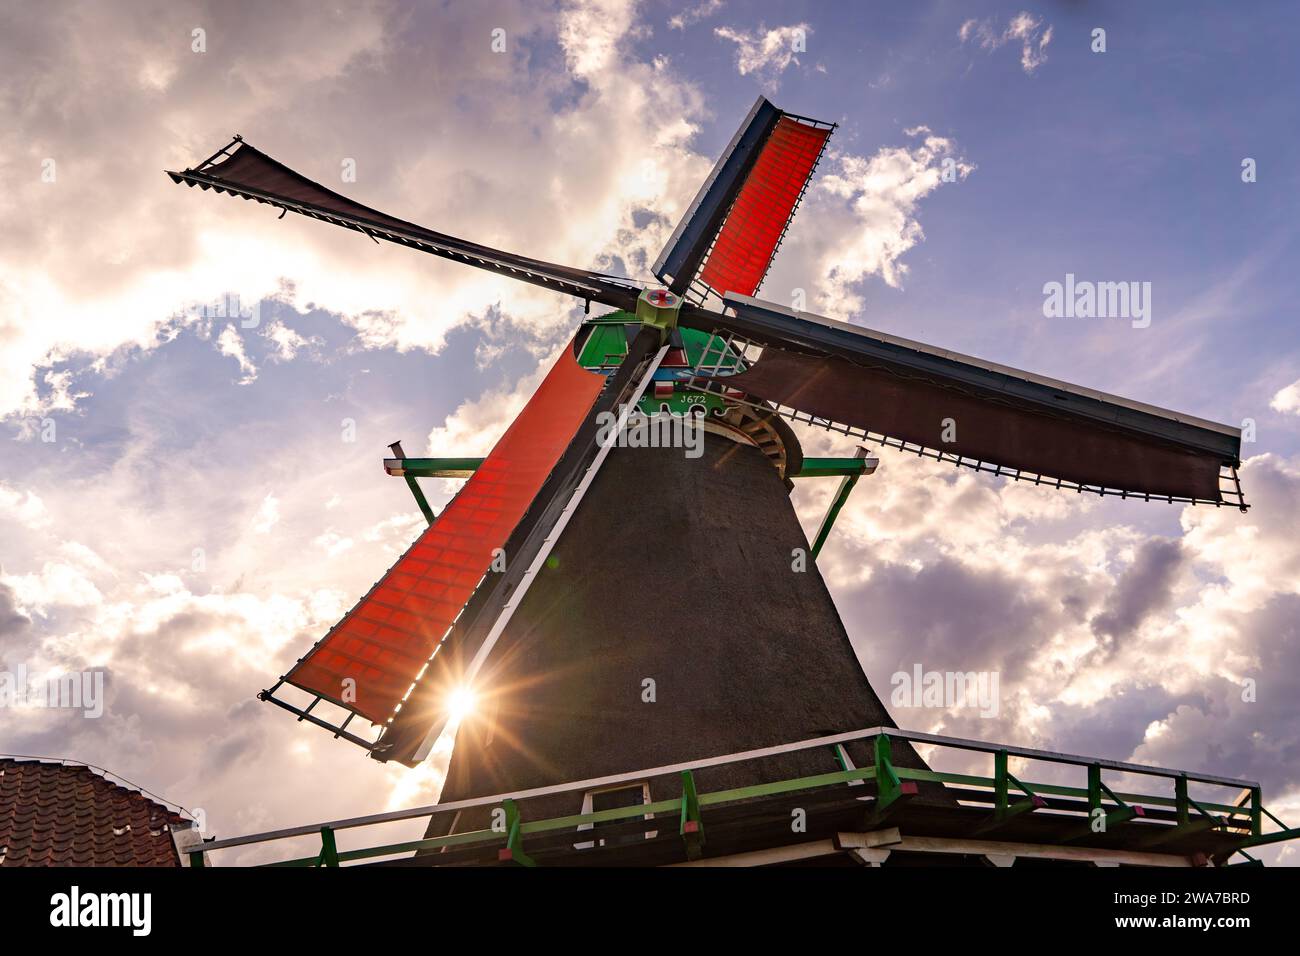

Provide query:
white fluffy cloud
left=959, top=11, right=1053, bottom=74
left=795, top=439, right=1300, bottom=861
left=765, top=127, right=973, bottom=317
left=5, top=0, right=1296, bottom=867
left=714, top=22, right=811, bottom=90
left=0, top=0, right=714, bottom=425
left=1272, top=378, right=1300, bottom=415
left=0, top=483, right=51, bottom=529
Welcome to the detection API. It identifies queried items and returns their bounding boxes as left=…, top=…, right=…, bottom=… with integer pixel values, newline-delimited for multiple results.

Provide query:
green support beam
left=387, top=441, right=437, bottom=525
left=793, top=457, right=870, bottom=479
left=383, top=451, right=875, bottom=539
left=403, top=476, right=435, bottom=525
left=384, top=457, right=485, bottom=478
left=810, top=448, right=873, bottom=559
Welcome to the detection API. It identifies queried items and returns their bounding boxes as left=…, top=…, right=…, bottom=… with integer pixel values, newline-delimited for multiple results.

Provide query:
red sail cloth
left=699, top=117, right=831, bottom=297
left=286, top=341, right=605, bottom=723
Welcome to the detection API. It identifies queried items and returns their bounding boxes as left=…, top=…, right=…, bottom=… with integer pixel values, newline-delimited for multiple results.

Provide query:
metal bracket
left=1066, top=764, right=1144, bottom=841
left=866, top=734, right=917, bottom=826
left=497, top=798, right=536, bottom=867
left=388, top=441, right=435, bottom=525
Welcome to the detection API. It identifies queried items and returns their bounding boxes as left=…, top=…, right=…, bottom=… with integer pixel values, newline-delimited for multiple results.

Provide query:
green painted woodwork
left=317, top=826, right=340, bottom=867
left=576, top=310, right=738, bottom=418
left=872, top=734, right=907, bottom=811
left=795, top=458, right=869, bottom=478
left=403, top=475, right=436, bottom=525
left=994, top=750, right=1009, bottom=816
left=232, top=730, right=1291, bottom=867
left=811, top=449, right=870, bottom=559
left=390, top=457, right=485, bottom=478
left=500, top=798, right=536, bottom=867
left=254, top=756, right=1284, bottom=866
left=576, top=320, right=634, bottom=368
left=1240, top=826, right=1300, bottom=849
left=679, top=769, right=705, bottom=860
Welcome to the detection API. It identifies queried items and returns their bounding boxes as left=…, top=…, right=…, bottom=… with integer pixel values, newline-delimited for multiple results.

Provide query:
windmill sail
left=373, top=327, right=668, bottom=764
left=168, top=138, right=641, bottom=311
left=263, top=334, right=607, bottom=734
left=680, top=295, right=1245, bottom=506
left=653, top=97, right=833, bottom=304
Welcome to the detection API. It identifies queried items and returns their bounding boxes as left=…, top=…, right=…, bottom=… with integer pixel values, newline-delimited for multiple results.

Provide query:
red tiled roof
left=0, top=759, right=190, bottom=867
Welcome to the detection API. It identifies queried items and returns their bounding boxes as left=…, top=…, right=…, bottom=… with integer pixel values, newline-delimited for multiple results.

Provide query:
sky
left=1, top=0, right=1298, bottom=865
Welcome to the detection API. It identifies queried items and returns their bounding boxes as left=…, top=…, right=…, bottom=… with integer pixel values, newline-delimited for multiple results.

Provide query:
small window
left=575, top=782, right=656, bottom=849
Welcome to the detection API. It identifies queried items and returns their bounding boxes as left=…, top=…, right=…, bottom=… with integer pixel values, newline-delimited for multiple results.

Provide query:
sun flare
left=447, top=686, right=477, bottom=722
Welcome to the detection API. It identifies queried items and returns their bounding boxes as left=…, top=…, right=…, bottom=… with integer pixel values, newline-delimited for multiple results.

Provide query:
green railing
left=185, top=726, right=1299, bottom=868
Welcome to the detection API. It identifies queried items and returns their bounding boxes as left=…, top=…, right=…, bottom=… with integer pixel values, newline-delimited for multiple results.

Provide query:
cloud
left=774, top=127, right=973, bottom=316
left=263, top=320, right=318, bottom=363
left=805, top=446, right=1300, bottom=858
left=1272, top=379, right=1300, bottom=415
left=0, top=0, right=723, bottom=854
left=425, top=343, right=556, bottom=458
left=216, top=325, right=258, bottom=385
left=4, top=0, right=1296, bottom=867
left=714, top=22, right=810, bottom=91
left=0, top=0, right=712, bottom=424
left=312, top=528, right=354, bottom=557
left=1088, top=538, right=1184, bottom=657
left=0, top=583, right=33, bottom=640
left=251, top=494, right=280, bottom=534
left=959, top=11, right=1053, bottom=74
left=669, top=0, right=723, bottom=31
left=0, top=483, right=51, bottom=529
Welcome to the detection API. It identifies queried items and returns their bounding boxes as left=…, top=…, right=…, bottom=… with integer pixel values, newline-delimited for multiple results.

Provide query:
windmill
left=168, top=97, right=1251, bottom=863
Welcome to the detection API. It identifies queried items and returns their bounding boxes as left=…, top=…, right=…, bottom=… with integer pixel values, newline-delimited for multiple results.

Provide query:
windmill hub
left=634, top=286, right=682, bottom=333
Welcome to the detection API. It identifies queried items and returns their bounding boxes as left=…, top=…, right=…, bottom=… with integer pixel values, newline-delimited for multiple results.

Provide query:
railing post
left=318, top=826, right=340, bottom=867
left=1087, top=763, right=1102, bottom=816
left=867, top=733, right=917, bottom=826
left=679, top=770, right=705, bottom=860
left=994, top=750, right=1009, bottom=818
left=874, top=734, right=902, bottom=807
left=1175, top=775, right=1190, bottom=826
left=498, top=798, right=536, bottom=866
